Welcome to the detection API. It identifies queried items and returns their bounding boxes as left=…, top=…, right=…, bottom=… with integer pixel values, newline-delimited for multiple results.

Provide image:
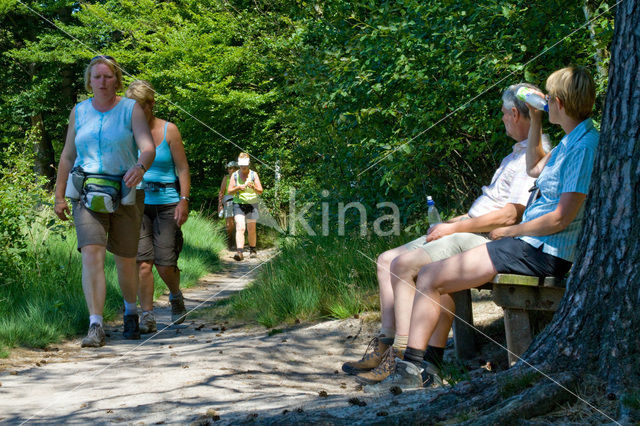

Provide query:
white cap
left=238, top=157, right=250, bottom=166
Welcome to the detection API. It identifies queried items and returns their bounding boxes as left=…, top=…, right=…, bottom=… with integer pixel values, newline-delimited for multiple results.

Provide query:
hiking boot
left=249, top=247, right=257, bottom=258
left=170, top=293, right=187, bottom=324
left=139, top=311, right=157, bottom=334
left=123, top=314, right=141, bottom=340
left=364, top=359, right=443, bottom=395
left=233, top=251, right=244, bottom=261
left=81, top=323, right=105, bottom=348
left=356, top=346, right=404, bottom=384
left=342, top=335, right=392, bottom=375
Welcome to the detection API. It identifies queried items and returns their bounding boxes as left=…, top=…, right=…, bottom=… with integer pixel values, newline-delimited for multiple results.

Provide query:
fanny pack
left=83, top=175, right=122, bottom=213
left=144, top=181, right=178, bottom=192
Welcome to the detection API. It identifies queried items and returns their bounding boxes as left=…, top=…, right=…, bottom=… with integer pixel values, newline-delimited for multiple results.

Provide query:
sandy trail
left=0, top=249, right=505, bottom=424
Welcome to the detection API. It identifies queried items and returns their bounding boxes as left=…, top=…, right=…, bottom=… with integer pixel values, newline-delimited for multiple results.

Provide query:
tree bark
left=30, top=112, right=55, bottom=185
left=28, top=62, right=56, bottom=186
left=525, top=0, right=640, bottom=404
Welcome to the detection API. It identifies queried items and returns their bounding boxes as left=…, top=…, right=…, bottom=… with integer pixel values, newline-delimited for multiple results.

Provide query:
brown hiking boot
left=342, top=336, right=392, bottom=375
left=356, top=346, right=404, bottom=384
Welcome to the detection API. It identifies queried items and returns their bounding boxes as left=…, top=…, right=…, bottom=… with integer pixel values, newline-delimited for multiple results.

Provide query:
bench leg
left=504, top=308, right=532, bottom=366
left=452, top=290, right=475, bottom=359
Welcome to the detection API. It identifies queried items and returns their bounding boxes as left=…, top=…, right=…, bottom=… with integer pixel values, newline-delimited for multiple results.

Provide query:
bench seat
left=452, top=274, right=566, bottom=365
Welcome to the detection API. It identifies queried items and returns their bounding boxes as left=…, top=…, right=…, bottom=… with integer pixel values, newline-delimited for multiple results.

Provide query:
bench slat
left=491, top=273, right=566, bottom=288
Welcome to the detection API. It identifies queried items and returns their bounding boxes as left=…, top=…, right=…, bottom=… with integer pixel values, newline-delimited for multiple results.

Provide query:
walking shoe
left=81, top=323, right=105, bottom=347
left=356, top=346, right=404, bottom=384
left=342, top=335, right=392, bottom=375
left=170, top=293, right=187, bottom=324
left=364, top=359, right=443, bottom=395
left=139, top=311, right=157, bottom=334
left=249, top=247, right=257, bottom=258
left=233, top=251, right=244, bottom=261
left=123, top=314, right=141, bottom=340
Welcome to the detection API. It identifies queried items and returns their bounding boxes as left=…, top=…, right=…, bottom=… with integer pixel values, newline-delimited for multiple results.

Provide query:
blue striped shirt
left=519, top=119, right=599, bottom=262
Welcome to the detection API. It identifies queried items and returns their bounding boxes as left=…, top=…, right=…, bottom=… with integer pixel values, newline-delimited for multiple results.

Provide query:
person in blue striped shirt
left=369, top=66, right=599, bottom=392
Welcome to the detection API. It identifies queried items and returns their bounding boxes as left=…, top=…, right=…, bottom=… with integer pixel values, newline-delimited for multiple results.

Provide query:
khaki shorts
left=72, top=189, right=145, bottom=257
left=404, top=233, right=491, bottom=262
left=136, top=203, right=184, bottom=267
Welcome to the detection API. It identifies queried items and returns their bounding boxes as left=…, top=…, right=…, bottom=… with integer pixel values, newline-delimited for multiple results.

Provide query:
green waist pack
left=83, top=176, right=122, bottom=213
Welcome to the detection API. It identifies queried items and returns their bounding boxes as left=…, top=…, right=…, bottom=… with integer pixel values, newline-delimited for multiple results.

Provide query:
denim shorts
left=486, top=237, right=572, bottom=277
left=233, top=203, right=259, bottom=221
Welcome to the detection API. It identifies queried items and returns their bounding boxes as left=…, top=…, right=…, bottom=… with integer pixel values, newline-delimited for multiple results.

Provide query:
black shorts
left=486, top=237, right=572, bottom=277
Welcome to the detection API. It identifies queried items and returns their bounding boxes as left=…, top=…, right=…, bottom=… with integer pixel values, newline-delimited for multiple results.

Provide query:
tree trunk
left=28, top=62, right=56, bottom=186
left=30, top=112, right=55, bottom=185
left=525, top=0, right=640, bottom=407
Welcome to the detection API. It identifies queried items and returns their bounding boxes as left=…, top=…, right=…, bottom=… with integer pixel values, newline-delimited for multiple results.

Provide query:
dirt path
left=0, top=250, right=506, bottom=424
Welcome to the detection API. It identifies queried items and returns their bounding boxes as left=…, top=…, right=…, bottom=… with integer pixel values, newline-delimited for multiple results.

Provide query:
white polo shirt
left=467, top=136, right=551, bottom=218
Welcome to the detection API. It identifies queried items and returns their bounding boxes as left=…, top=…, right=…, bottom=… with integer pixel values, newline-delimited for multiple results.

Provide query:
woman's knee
left=138, top=261, right=153, bottom=275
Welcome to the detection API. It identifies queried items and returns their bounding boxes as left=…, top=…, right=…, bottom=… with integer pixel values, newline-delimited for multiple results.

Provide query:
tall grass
left=227, top=234, right=410, bottom=328
left=0, top=210, right=224, bottom=353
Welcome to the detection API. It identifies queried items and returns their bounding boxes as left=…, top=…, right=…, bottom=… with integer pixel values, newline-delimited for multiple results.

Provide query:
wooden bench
left=452, top=274, right=566, bottom=365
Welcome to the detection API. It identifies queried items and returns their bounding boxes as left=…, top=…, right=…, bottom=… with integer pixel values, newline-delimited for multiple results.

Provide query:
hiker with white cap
left=227, top=152, right=263, bottom=260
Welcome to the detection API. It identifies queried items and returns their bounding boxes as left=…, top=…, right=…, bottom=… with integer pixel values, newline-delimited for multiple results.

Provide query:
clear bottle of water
left=427, top=195, right=441, bottom=225
left=516, top=87, right=548, bottom=112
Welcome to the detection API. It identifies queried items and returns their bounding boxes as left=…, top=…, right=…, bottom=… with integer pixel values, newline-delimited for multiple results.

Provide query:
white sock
left=89, top=315, right=103, bottom=327
left=124, top=300, right=137, bottom=315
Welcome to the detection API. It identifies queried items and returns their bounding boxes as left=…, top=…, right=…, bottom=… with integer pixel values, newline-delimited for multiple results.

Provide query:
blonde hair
left=126, top=80, right=155, bottom=108
left=84, top=56, right=123, bottom=93
left=546, top=66, right=595, bottom=121
left=238, top=152, right=250, bottom=160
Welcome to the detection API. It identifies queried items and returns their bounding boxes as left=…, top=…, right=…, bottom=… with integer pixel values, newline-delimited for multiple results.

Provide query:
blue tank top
left=73, top=97, right=137, bottom=175
left=142, top=122, right=179, bottom=205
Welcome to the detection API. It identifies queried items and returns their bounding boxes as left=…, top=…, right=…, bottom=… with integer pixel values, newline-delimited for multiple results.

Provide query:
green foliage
left=0, top=133, right=57, bottom=271
left=226, top=234, right=408, bottom=328
left=286, top=0, right=614, bottom=220
left=1, top=0, right=615, bottom=221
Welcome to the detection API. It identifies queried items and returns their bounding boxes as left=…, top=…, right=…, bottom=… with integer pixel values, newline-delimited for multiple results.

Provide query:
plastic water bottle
left=427, top=196, right=441, bottom=225
left=218, top=209, right=224, bottom=219
left=516, top=87, right=548, bottom=112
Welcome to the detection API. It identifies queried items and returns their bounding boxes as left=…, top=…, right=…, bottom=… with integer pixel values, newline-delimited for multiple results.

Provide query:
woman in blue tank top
left=126, top=80, right=191, bottom=334
left=53, top=56, right=156, bottom=348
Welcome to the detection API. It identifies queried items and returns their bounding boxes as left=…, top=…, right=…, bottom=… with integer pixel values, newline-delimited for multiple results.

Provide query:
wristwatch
left=180, top=196, right=190, bottom=202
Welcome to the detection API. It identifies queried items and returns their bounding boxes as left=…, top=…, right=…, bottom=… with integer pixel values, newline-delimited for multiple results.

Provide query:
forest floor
left=0, top=248, right=588, bottom=425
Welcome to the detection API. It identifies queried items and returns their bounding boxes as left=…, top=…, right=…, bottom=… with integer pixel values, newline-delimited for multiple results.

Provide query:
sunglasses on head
left=91, top=55, right=115, bottom=62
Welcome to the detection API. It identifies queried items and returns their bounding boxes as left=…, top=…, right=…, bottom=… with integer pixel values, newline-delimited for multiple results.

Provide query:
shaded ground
left=0, top=249, right=514, bottom=424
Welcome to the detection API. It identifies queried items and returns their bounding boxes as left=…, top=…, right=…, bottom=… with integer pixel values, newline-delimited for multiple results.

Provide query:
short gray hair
left=502, top=83, right=540, bottom=120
